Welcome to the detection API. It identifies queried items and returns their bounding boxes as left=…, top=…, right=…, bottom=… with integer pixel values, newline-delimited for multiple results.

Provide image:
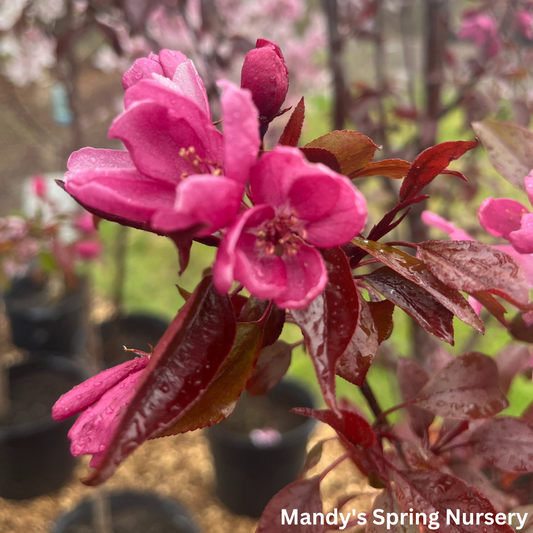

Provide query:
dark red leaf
left=354, top=238, right=485, bottom=335
left=262, top=304, right=286, bottom=348
left=246, top=340, right=292, bottom=396
left=365, top=267, right=455, bottom=344
left=350, top=158, right=410, bottom=180
left=300, top=440, right=325, bottom=476
left=368, top=299, right=395, bottom=344
left=399, top=139, right=478, bottom=202
left=394, top=470, right=514, bottom=533
left=402, top=441, right=449, bottom=472
left=292, top=407, right=375, bottom=450
left=292, top=248, right=359, bottom=409
left=397, top=359, right=434, bottom=439
left=522, top=401, right=533, bottom=424
left=418, top=240, right=530, bottom=310
left=496, top=345, right=531, bottom=395
left=414, top=352, right=508, bottom=419
left=256, top=476, right=322, bottom=533
left=336, top=296, right=379, bottom=387
left=304, top=130, right=380, bottom=176
left=156, top=317, right=267, bottom=437
left=470, top=417, right=533, bottom=473
left=471, top=291, right=508, bottom=326
left=299, top=147, right=341, bottom=173
left=278, top=97, right=305, bottom=147
left=83, top=277, right=237, bottom=485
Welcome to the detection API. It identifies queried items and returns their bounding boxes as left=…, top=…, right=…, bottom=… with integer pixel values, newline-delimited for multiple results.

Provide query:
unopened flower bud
left=241, top=39, right=289, bottom=123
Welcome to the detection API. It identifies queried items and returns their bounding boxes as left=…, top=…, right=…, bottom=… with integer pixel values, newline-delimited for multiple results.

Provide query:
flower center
left=255, top=213, right=307, bottom=257
left=178, top=146, right=222, bottom=179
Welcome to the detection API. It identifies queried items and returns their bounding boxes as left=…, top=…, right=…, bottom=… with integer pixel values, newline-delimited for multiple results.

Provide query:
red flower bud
left=241, top=39, right=289, bottom=123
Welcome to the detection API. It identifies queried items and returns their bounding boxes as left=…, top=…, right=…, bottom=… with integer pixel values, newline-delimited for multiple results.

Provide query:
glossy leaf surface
left=418, top=240, right=529, bottom=310
left=336, top=296, right=379, bottom=386
left=278, top=97, right=305, bottom=147
left=246, top=340, right=292, bottom=396
left=292, top=407, right=375, bottom=450
left=414, top=352, right=508, bottom=419
left=365, top=267, right=454, bottom=344
left=292, top=248, right=359, bottom=409
left=366, top=490, right=420, bottom=533
left=368, top=299, right=395, bottom=344
left=350, top=158, right=410, bottom=180
left=394, top=470, right=514, bottom=533
left=398, top=139, right=477, bottom=202
left=470, top=417, right=533, bottom=473
left=305, top=130, right=379, bottom=176
left=355, top=238, right=484, bottom=334
left=83, top=277, right=237, bottom=485
left=256, top=476, right=322, bottom=533
left=299, top=147, right=341, bottom=173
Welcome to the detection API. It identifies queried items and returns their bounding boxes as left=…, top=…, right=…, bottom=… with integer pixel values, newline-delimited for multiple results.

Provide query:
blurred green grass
left=88, top=97, right=533, bottom=422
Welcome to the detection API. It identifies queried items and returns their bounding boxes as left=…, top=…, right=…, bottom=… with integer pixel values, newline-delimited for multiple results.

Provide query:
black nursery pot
left=4, top=276, right=86, bottom=354
left=206, top=380, right=316, bottom=517
left=99, top=314, right=170, bottom=367
left=51, top=491, right=201, bottom=533
left=0, top=356, right=85, bottom=499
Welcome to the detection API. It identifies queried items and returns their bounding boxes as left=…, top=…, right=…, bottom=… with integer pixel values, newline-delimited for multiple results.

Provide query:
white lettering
left=447, top=509, right=461, bottom=525
left=373, top=509, right=384, bottom=525
left=516, top=513, right=528, bottom=530
left=281, top=509, right=298, bottom=525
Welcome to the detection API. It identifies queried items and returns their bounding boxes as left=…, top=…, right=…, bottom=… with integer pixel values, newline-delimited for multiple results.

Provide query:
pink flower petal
left=65, top=169, right=175, bottom=223
left=52, top=357, right=149, bottom=421
left=525, top=171, right=533, bottom=206
left=214, top=205, right=277, bottom=294
left=287, top=174, right=340, bottom=221
left=151, top=175, right=243, bottom=235
left=109, top=100, right=223, bottom=184
left=275, top=244, right=327, bottom=309
left=173, top=60, right=211, bottom=120
left=478, top=197, right=529, bottom=238
left=75, top=240, right=102, bottom=260
left=219, top=80, right=259, bottom=184
left=469, top=295, right=482, bottom=316
left=158, top=49, right=188, bottom=78
left=122, top=57, right=163, bottom=90
left=300, top=172, right=367, bottom=248
left=508, top=213, right=533, bottom=254
left=68, top=368, right=146, bottom=457
left=421, top=211, right=474, bottom=241
left=67, top=147, right=134, bottom=173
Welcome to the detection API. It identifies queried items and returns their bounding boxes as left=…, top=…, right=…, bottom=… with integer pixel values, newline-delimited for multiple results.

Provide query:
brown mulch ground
left=0, top=422, right=376, bottom=533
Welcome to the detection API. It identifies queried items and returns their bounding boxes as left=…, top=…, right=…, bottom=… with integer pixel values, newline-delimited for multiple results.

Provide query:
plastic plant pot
left=98, top=314, right=169, bottom=368
left=0, top=356, right=85, bottom=499
left=51, top=491, right=201, bottom=533
left=206, top=380, right=316, bottom=517
left=4, top=276, right=86, bottom=354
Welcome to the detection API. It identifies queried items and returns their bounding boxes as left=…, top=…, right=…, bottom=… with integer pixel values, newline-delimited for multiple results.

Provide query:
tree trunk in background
left=409, top=0, right=449, bottom=362
left=323, top=0, right=347, bottom=131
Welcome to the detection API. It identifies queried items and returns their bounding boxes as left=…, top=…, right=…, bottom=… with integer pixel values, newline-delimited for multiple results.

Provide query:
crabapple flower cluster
left=55, top=39, right=367, bottom=460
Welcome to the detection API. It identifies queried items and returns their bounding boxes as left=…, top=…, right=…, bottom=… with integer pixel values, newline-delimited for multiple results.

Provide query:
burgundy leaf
left=470, top=417, right=533, bottom=473
left=398, top=139, right=478, bottom=202
left=522, top=401, right=533, bottom=424
left=83, top=277, right=236, bottom=485
left=509, top=312, right=533, bottom=342
left=414, top=352, right=508, bottom=419
left=156, top=316, right=268, bottom=437
left=402, top=441, right=449, bottom=473
left=496, top=345, right=531, bottom=395
left=299, top=147, right=342, bottom=173
left=350, top=158, right=410, bottom=180
left=246, top=340, right=292, bottom=396
left=300, top=440, right=325, bottom=476
left=418, top=240, right=530, bottom=310
left=451, top=463, right=514, bottom=512
left=394, top=470, right=514, bottom=533
left=365, top=267, right=455, bottom=344
left=471, top=291, right=508, bottom=326
left=292, top=248, right=359, bottom=409
left=354, top=238, right=484, bottom=335
left=262, top=304, right=286, bottom=348
left=239, top=297, right=285, bottom=347
left=305, top=130, right=379, bottom=176
left=292, top=407, right=375, bottom=450
left=397, top=359, right=434, bottom=439
left=368, top=299, right=395, bottom=344
left=336, top=296, right=379, bottom=387
left=278, top=97, right=305, bottom=147
left=256, top=476, right=322, bottom=533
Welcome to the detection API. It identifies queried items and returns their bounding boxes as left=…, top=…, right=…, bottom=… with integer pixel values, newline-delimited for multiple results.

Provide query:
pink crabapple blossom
left=64, top=51, right=259, bottom=239
left=457, top=10, right=501, bottom=59
left=52, top=355, right=150, bottom=468
left=214, top=146, right=368, bottom=309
